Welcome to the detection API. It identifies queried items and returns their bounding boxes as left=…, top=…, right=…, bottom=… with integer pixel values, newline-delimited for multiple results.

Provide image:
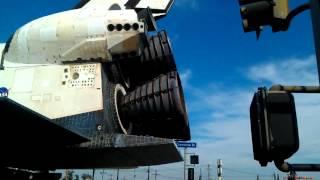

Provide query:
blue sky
left=1, top=0, right=320, bottom=179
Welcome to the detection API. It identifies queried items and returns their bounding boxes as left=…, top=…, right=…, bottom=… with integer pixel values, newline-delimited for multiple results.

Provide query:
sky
left=1, top=0, right=320, bottom=179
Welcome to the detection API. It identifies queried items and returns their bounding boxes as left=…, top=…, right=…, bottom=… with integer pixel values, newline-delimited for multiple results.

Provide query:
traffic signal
left=239, top=0, right=289, bottom=33
left=250, top=87, right=299, bottom=166
left=188, top=168, right=194, bottom=180
left=190, top=155, right=199, bottom=164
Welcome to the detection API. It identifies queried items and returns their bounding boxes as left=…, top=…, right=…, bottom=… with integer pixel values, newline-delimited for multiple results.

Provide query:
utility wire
left=223, top=167, right=272, bottom=177
left=158, top=174, right=182, bottom=180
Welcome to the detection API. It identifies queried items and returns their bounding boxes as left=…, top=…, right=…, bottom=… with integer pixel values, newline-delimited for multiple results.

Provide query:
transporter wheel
left=103, top=74, right=133, bottom=134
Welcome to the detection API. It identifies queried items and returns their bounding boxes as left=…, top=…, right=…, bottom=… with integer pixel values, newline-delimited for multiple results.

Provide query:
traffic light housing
left=190, top=155, right=199, bottom=164
left=188, top=168, right=194, bottom=180
left=250, top=87, right=299, bottom=166
left=239, top=0, right=289, bottom=33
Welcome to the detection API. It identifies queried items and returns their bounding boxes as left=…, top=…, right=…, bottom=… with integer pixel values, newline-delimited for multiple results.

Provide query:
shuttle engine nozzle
left=118, top=71, right=190, bottom=140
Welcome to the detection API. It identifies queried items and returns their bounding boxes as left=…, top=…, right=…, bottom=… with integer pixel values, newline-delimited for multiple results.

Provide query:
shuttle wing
left=74, top=0, right=174, bottom=19
left=74, top=0, right=90, bottom=9
left=0, top=97, right=183, bottom=169
left=0, top=97, right=89, bottom=148
left=125, top=0, right=174, bottom=14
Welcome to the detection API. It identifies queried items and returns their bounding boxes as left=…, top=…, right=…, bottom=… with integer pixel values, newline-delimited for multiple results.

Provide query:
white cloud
left=174, top=0, right=200, bottom=10
left=185, top=85, right=277, bottom=178
left=288, top=94, right=320, bottom=163
left=248, top=55, right=318, bottom=85
left=180, top=69, right=192, bottom=88
left=182, top=55, right=320, bottom=179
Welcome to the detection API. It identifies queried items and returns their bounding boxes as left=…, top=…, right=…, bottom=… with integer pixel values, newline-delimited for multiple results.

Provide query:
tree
left=81, top=174, right=93, bottom=180
left=63, top=170, right=74, bottom=180
left=74, top=175, right=80, bottom=180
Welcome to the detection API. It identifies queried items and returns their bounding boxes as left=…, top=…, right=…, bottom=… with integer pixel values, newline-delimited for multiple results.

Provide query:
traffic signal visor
left=239, top=0, right=289, bottom=33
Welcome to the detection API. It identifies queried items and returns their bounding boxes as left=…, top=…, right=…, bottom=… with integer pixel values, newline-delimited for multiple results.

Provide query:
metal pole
left=269, top=85, right=320, bottom=93
left=217, top=159, right=222, bottom=180
left=275, top=161, right=320, bottom=172
left=154, top=170, right=158, bottom=180
left=184, top=147, right=187, bottom=180
left=310, top=0, right=320, bottom=83
left=116, top=169, right=119, bottom=180
left=207, top=164, right=210, bottom=180
left=102, top=170, right=105, bottom=180
left=133, top=169, right=136, bottom=180
left=147, top=166, right=150, bottom=180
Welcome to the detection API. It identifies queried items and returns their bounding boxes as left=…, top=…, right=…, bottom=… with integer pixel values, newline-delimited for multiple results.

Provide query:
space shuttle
left=0, top=0, right=190, bottom=173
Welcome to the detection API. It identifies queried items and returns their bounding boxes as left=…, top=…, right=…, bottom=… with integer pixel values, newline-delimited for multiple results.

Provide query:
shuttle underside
left=0, top=97, right=181, bottom=169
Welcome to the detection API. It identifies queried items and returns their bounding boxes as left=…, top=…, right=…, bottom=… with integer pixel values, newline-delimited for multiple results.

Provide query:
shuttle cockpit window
left=109, top=3, right=121, bottom=10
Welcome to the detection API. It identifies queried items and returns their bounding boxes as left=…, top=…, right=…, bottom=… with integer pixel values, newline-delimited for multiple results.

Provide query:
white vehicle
left=0, top=0, right=190, bottom=176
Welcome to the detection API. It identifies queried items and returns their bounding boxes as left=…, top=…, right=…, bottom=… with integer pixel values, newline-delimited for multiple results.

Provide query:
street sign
left=176, top=141, right=197, bottom=148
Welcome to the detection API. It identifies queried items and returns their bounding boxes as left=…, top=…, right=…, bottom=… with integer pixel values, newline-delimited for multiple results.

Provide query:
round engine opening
left=114, top=84, right=132, bottom=134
